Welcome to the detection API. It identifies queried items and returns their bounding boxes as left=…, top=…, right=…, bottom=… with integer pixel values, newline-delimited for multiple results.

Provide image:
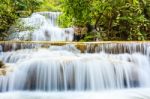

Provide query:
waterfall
left=8, top=12, right=74, bottom=41
left=0, top=42, right=150, bottom=92
left=2, top=11, right=150, bottom=99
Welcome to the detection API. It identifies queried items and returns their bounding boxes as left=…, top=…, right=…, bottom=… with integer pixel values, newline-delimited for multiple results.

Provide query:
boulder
left=74, top=26, right=88, bottom=35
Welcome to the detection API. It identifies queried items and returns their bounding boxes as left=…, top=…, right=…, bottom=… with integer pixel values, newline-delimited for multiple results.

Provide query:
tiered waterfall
left=0, top=12, right=150, bottom=99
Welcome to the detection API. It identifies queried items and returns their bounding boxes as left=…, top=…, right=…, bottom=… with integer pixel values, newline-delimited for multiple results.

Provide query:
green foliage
left=92, top=0, right=150, bottom=41
left=61, top=0, right=150, bottom=41
left=60, top=0, right=92, bottom=27
left=39, top=0, right=62, bottom=11
left=15, top=0, right=43, bottom=15
left=0, top=0, right=42, bottom=40
left=0, top=0, right=18, bottom=40
left=83, top=34, right=96, bottom=41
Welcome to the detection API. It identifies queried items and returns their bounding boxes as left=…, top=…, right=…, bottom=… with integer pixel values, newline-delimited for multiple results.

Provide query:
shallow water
left=0, top=88, right=150, bottom=99
left=0, top=46, right=150, bottom=91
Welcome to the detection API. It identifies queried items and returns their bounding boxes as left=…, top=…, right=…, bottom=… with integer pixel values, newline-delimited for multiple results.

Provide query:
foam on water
left=0, top=88, right=150, bottom=99
left=0, top=44, right=150, bottom=92
left=8, top=12, right=74, bottom=41
left=3, top=10, right=150, bottom=99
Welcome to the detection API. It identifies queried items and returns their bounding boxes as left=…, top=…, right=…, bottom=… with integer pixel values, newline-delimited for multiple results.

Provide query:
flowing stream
left=8, top=12, right=74, bottom=41
left=1, top=12, right=150, bottom=99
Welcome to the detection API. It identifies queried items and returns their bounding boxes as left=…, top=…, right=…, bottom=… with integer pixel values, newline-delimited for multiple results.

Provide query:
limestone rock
left=74, top=26, right=88, bottom=35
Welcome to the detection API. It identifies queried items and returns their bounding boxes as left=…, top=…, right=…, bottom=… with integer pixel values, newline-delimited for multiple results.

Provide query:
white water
left=0, top=44, right=150, bottom=92
left=8, top=12, right=74, bottom=41
left=2, top=11, right=150, bottom=99
left=0, top=88, right=150, bottom=99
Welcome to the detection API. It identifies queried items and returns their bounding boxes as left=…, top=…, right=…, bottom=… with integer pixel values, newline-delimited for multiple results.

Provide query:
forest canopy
left=60, top=0, right=150, bottom=41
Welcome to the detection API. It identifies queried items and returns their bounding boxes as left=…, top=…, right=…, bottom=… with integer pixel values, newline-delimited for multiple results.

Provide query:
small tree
left=0, top=0, right=43, bottom=40
left=0, top=0, right=18, bottom=40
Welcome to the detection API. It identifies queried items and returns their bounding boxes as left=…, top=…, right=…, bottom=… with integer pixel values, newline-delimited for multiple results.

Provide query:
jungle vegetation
left=60, top=0, right=150, bottom=41
left=0, top=0, right=150, bottom=41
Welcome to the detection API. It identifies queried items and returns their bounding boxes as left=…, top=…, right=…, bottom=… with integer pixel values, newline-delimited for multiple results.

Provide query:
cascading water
left=1, top=11, right=150, bottom=99
left=8, top=12, right=74, bottom=41
left=1, top=42, right=150, bottom=92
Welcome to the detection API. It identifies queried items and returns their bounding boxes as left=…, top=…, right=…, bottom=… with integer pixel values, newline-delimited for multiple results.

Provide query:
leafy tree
left=0, top=0, right=43, bottom=40
left=0, top=0, right=18, bottom=39
left=40, top=0, right=62, bottom=11
left=60, top=0, right=92, bottom=27
left=14, top=0, right=43, bottom=15
left=60, top=0, right=150, bottom=41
